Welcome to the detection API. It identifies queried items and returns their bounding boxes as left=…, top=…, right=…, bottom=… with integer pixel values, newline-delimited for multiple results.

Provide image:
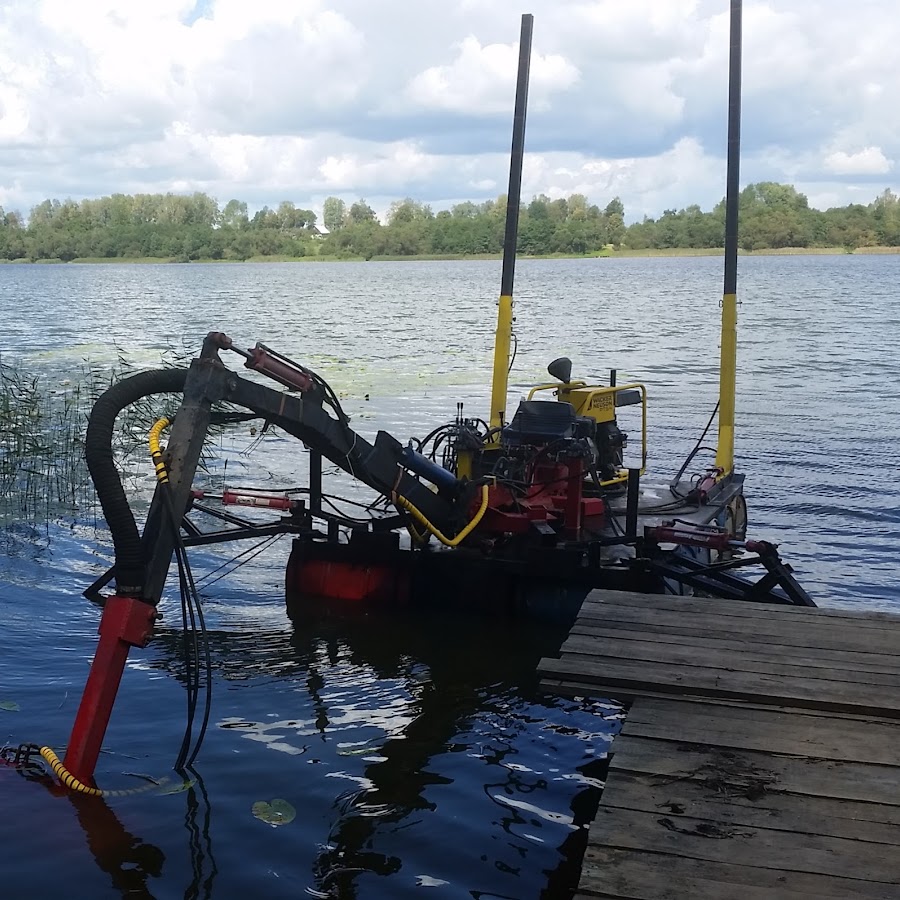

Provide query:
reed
left=0, top=350, right=189, bottom=526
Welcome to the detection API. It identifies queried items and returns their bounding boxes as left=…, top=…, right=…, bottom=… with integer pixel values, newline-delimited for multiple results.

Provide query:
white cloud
left=823, top=147, right=893, bottom=176
left=521, top=138, right=722, bottom=219
left=406, top=35, right=579, bottom=114
left=0, top=0, right=899, bottom=218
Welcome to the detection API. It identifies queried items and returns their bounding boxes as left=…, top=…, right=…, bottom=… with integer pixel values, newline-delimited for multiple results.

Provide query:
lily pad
left=0, top=700, right=20, bottom=712
left=252, top=798, right=296, bottom=827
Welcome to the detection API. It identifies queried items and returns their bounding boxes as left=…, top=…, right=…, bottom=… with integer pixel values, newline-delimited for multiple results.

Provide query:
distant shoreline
left=2, top=246, right=899, bottom=265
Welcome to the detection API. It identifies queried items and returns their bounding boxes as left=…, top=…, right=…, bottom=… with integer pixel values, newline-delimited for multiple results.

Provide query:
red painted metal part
left=648, top=525, right=733, bottom=551
left=560, top=458, right=584, bottom=538
left=63, top=596, right=157, bottom=785
left=289, top=559, right=409, bottom=604
left=222, top=489, right=296, bottom=510
left=245, top=345, right=314, bottom=392
left=479, top=458, right=604, bottom=538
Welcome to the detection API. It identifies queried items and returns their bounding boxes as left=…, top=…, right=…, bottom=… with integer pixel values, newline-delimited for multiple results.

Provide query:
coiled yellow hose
left=148, top=417, right=172, bottom=484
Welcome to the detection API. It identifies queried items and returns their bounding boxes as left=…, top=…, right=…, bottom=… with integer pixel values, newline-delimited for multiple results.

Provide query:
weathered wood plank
left=582, top=589, right=900, bottom=625
left=570, top=615, right=900, bottom=655
left=542, top=678, right=900, bottom=727
left=573, top=605, right=900, bottom=654
left=566, top=625, right=900, bottom=674
left=577, top=847, right=898, bottom=899
left=620, top=698, right=900, bottom=765
left=546, top=592, right=900, bottom=898
left=600, top=770, right=900, bottom=842
left=608, top=734, right=900, bottom=806
left=587, top=805, right=900, bottom=883
left=538, top=655, right=900, bottom=717
left=560, top=634, right=900, bottom=687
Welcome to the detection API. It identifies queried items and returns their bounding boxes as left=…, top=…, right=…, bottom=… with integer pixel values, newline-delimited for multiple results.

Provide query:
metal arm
left=137, top=334, right=467, bottom=606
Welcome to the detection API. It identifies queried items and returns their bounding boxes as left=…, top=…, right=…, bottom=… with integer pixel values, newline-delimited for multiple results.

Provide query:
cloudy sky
left=1, top=0, right=897, bottom=223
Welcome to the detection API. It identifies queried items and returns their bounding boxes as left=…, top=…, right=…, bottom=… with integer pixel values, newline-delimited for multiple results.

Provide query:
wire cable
left=196, top=535, right=282, bottom=591
left=150, top=417, right=212, bottom=770
left=670, top=401, right=720, bottom=497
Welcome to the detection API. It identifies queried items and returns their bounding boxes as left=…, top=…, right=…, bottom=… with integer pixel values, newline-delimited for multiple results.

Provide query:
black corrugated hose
left=84, top=368, right=188, bottom=597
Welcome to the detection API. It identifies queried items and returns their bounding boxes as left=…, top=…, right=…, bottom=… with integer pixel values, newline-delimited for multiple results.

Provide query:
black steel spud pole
left=716, top=0, right=742, bottom=475
left=490, top=13, right=533, bottom=431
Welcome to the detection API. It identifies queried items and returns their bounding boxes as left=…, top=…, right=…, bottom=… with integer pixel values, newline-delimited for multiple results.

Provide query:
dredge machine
left=60, top=5, right=811, bottom=788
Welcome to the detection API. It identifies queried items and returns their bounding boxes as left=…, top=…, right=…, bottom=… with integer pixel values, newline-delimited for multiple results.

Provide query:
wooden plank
left=537, top=656, right=900, bottom=717
left=566, top=625, right=900, bottom=675
left=586, top=805, right=900, bottom=884
left=570, top=616, right=900, bottom=655
left=560, top=634, right=900, bottom=687
left=573, top=605, right=900, bottom=654
left=583, top=589, right=900, bottom=625
left=540, top=678, right=900, bottom=727
left=621, top=698, right=900, bottom=765
left=600, top=770, right=900, bottom=842
left=608, top=735, right=900, bottom=806
left=577, top=846, right=898, bottom=899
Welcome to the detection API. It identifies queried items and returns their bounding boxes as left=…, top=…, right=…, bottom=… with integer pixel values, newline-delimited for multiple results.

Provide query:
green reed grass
left=0, top=348, right=192, bottom=526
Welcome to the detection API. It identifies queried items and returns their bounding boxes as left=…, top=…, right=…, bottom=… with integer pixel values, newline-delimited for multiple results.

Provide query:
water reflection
left=143, top=605, right=618, bottom=897
left=69, top=793, right=167, bottom=899
left=5, top=755, right=216, bottom=900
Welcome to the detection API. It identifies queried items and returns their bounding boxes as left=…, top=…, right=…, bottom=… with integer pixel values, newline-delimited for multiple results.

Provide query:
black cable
left=181, top=545, right=211, bottom=768
left=158, top=478, right=212, bottom=771
left=414, top=423, right=455, bottom=452
left=176, top=547, right=199, bottom=771
left=196, top=535, right=282, bottom=591
left=670, top=401, right=720, bottom=497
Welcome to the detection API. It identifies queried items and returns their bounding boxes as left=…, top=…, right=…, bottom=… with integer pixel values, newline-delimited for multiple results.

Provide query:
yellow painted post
left=715, top=293, right=737, bottom=474
left=489, top=294, right=513, bottom=430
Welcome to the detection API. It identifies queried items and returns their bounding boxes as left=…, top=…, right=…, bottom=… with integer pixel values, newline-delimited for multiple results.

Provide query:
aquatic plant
left=0, top=349, right=189, bottom=526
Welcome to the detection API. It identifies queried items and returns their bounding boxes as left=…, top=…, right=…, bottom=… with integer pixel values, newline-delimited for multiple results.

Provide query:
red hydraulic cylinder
left=63, top=596, right=157, bottom=785
left=222, top=489, right=295, bottom=510
left=562, top=458, right=584, bottom=539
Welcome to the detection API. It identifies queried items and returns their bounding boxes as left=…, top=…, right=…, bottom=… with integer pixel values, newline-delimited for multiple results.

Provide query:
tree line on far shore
left=0, top=183, right=898, bottom=262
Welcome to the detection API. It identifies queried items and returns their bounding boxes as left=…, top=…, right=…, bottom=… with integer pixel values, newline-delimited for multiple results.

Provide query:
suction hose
left=85, top=368, right=188, bottom=597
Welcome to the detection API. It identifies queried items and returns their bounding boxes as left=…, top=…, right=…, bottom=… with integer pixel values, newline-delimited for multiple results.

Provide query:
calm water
left=1, top=256, right=898, bottom=898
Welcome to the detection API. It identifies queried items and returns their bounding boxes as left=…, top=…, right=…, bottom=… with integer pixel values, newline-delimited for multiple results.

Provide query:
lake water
left=1, top=256, right=898, bottom=898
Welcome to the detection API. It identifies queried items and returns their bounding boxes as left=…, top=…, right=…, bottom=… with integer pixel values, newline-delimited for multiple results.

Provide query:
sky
left=0, top=0, right=898, bottom=223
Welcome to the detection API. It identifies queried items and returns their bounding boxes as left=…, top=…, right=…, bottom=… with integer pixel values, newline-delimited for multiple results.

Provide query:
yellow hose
left=40, top=747, right=104, bottom=796
left=39, top=747, right=175, bottom=798
left=148, top=417, right=172, bottom=485
left=394, top=484, right=489, bottom=548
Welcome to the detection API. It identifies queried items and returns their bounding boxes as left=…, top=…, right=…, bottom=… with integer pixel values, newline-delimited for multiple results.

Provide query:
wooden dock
left=538, top=590, right=900, bottom=899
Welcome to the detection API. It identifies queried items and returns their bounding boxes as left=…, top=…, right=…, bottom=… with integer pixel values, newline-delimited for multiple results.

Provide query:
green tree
left=347, top=199, right=377, bottom=225
left=323, top=197, right=346, bottom=232
left=221, top=199, right=249, bottom=229
left=387, top=198, right=433, bottom=225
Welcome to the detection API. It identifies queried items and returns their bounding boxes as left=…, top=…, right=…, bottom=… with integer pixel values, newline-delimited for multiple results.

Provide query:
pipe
left=85, top=368, right=188, bottom=596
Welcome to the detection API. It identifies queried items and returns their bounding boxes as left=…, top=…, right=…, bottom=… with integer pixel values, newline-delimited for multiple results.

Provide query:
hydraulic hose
left=39, top=746, right=181, bottom=797
left=394, top=484, right=489, bottom=548
left=149, top=417, right=172, bottom=485
left=85, top=368, right=188, bottom=597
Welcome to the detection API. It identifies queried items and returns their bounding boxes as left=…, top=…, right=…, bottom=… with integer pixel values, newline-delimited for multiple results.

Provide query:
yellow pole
left=490, top=294, right=513, bottom=430
left=715, top=293, right=737, bottom=474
